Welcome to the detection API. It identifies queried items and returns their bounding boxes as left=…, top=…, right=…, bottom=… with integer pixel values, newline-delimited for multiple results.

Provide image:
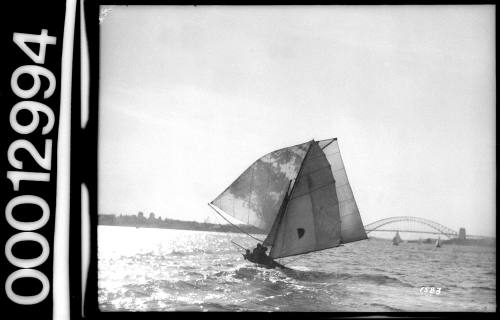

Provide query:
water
left=98, top=226, right=496, bottom=312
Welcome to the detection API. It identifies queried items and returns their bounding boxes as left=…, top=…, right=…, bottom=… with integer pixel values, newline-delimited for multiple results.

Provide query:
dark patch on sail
left=297, top=228, right=305, bottom=239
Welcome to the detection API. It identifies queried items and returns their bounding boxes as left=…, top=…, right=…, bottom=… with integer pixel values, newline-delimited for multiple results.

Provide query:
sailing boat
left=392, top=231, right=402, bottom=246
left=208, top=138, right=367, bottom=268
left=435, top=237, right=441, bottom=248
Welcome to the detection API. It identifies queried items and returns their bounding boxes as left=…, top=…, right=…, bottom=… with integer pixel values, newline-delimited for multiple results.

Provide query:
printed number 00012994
left=5, top=29, right=57, bottom=306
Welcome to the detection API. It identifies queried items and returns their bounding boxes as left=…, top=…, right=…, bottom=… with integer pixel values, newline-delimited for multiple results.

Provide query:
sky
left=98, top=5, right=495, bottom=237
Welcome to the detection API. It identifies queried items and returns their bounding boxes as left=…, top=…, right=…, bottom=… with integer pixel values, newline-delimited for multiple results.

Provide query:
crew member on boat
left=243, top=243, right=286, bottom=269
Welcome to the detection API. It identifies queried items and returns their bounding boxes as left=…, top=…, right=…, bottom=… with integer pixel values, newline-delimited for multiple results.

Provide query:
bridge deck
left=363, top=216, right=490, bottom=239
left=366, top=229, right=457, bottom=236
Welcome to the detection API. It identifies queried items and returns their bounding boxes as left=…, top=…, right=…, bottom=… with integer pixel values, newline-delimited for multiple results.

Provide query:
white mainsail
left=266, top=141, right=342, bottom=258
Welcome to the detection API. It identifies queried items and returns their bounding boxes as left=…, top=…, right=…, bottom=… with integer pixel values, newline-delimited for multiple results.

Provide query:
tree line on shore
left=98, top=212, right=266, bottom=234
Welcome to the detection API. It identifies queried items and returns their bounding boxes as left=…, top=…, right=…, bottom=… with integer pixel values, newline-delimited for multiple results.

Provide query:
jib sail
left=318, top=138, right=367, bottom=244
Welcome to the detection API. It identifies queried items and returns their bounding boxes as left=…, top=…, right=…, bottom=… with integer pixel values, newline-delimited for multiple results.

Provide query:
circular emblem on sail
left=297, top=228, right=305, bottom=239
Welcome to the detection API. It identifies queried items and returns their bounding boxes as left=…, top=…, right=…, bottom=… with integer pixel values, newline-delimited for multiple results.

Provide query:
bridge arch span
left=364, top=216, right=458, bottom=239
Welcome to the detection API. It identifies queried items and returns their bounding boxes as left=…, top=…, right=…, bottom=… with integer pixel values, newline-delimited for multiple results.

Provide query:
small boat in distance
left=435, top=238, right=441, bottom=248
left=392, top=231, right=402, bottom=246
left=209, top=138, right=368, bottom=269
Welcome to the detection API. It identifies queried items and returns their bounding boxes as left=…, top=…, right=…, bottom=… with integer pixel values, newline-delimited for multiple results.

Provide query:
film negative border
left=0, top=0, right=68, bottom=318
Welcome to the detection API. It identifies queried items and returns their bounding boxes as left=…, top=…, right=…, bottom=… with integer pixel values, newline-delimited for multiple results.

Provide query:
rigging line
left=319, top=138, right=336, bottom=150
left=231, top=241, right=247, bottom=251
left=207, top=203, right=264, bottom=243
left=266, top=179, right=292, bottom=253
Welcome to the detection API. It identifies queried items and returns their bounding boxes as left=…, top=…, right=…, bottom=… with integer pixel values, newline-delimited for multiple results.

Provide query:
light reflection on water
left=98, top=226, right=495, bottom=312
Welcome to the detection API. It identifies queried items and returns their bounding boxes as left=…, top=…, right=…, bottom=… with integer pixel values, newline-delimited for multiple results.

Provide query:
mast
left=263, top=179, right=293, bottom=247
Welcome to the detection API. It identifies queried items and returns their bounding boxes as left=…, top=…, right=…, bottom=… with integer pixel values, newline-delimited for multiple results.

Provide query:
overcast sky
left=99, top=5, right=495, bottom=237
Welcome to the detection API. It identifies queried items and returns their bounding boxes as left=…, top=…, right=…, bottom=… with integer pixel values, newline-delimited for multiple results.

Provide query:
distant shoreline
left=98, top=221, right=267, bottom=235
left=98, top=213, right=267, bottom=235
left=99, top=214, right=494, bottom=247
left=368, top=236, right=495, bottom=247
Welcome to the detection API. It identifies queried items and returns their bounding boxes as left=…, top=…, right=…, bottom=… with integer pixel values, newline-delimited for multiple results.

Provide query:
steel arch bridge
left=364, top=216, right=458, bottom=239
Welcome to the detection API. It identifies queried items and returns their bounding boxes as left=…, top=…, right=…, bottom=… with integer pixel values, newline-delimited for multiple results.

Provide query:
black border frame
left=82, top=2, right=497, bottom=319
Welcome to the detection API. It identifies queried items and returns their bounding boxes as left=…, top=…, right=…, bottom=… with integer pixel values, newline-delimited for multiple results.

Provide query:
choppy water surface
left=98, top=226, right=495, bottom=312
